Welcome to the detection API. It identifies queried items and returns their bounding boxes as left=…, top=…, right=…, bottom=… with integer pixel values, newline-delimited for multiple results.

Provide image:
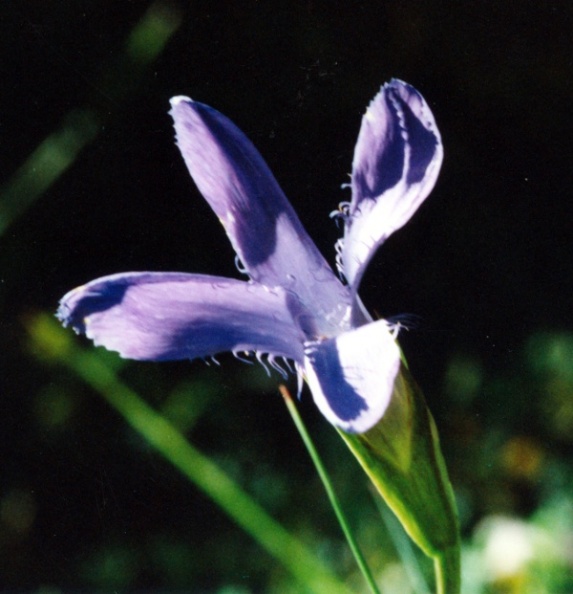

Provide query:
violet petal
left=304, top=319, right=401, bottom=433
left=57, top=272, right=307, bottom=362
left=169, top=97, right=351, bottom=334
left=344, top=80, right=443, bottom=290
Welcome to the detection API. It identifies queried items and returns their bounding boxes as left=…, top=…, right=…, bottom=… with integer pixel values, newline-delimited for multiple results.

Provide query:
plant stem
left=434, top=546, right=461, bottom=594
left=280, top=385, right=382, bottom=594
left=373, top=495, right=431, bottom=594
left=28, top=314, right=353, bottom=594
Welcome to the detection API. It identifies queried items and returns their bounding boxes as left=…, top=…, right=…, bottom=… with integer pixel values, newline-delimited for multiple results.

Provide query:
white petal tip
left=169, top=95, right=193, bottom=107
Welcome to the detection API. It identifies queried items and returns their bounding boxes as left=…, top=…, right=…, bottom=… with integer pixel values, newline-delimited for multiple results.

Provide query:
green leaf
left=338, top=364, right=461, bottom=594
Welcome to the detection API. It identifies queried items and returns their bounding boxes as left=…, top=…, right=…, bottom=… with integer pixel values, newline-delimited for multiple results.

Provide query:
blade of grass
left=434, top=548, right=461, bottom=594
left=375, top=493, right=459, bottom=594
left=26, top=313, right=354, bottom=594
left=280, top=385, right=382, bottom=594
left=0, top=1, right=181, bottom=237
left=371, top=491, right=431, bottom=594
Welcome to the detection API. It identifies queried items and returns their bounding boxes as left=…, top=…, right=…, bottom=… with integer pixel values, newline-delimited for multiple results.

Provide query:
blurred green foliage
left=1, top=1, right=572, bottom=592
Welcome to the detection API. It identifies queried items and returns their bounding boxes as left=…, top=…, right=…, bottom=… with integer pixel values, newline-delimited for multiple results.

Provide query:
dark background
left=1, top=1, right=572, bottom=592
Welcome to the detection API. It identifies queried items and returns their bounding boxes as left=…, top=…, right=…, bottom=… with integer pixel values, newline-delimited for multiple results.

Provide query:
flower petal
left=304, top=319, right=401, bottom=433
left=57, top=272, right=308, bottom=362
left=343, top=79, right=443, bottom=290
left=169, top=97, right=351, bottom=337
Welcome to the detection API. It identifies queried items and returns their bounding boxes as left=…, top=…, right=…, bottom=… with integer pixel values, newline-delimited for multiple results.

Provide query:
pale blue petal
left=343, top=80, right=443, bottom=291
left=304, top=319, right=401, bottom=433
left=57, top=272, right=308, bottom=362
left=170, top=97, right=351, bottom=336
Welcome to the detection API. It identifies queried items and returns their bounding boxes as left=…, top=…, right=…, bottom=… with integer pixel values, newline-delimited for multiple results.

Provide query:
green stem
left=373, top=496, right=431, bottom=594
left=29, top=314, right=353, bottom=594
left=434, top=546, right=461, bottom=594
left=79, top=356, right=352, bottom=594
left=280, top=385, right=382, bottom=594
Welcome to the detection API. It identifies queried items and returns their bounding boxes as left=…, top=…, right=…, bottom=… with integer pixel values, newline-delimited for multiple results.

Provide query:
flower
left=57, top=79, right=442, bottom=433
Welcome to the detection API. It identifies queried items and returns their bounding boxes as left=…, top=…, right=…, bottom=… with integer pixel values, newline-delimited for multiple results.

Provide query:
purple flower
left=57, top=79, right=442, bottom=433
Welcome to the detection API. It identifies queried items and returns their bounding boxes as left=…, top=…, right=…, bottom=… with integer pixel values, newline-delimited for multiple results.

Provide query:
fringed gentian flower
left=58, top=79, right=442, bottom=434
